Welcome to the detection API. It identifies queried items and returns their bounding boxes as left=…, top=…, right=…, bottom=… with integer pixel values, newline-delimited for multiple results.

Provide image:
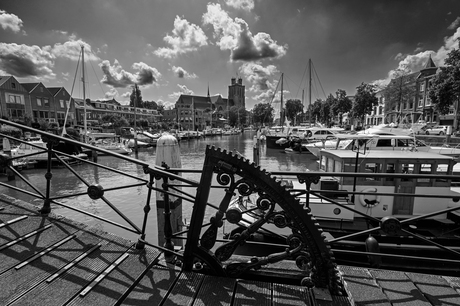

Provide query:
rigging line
left=262, top=74, right=282, bottom=123
left=311, top=61, right=327, bottom=100
left=61, top=48, right=82, bottom=135
left=283, top=74, right=300, bottom=100
left=88, top=48, right=106, bottom=98
left=296, top=62, right=309, bottom=99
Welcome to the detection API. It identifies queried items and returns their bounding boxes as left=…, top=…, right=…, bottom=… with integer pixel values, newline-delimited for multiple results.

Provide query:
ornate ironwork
left=183, top=146, right=345, bottom=295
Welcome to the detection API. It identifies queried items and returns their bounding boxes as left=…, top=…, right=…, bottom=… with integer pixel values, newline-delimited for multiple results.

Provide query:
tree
left=252, top=103, right=274, bottom=125
left=143, top=101, right=158, bottom=109
left=130, top=84, right=143, bottom=108
left=285, top=99, right=303, bottom=125
left=429, top=38, right=460, bottom=129
left=330, top=89, right=352, bottom=125
left=383, top=65, right=417, bottom=122
left=310, top=99, right=323, bottom=123
left=352, top=82, right=378, bottom=126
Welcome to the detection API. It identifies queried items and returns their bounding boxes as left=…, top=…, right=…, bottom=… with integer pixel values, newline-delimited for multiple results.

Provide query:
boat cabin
left=316, top=150, right=458, bottom=220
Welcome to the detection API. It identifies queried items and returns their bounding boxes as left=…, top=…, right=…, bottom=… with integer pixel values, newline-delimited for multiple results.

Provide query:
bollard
left=155, top=133, right=183, bottom=249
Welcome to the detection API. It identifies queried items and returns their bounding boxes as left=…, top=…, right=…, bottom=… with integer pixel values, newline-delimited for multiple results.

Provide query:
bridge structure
left=0, top=119, right=459, bottom=305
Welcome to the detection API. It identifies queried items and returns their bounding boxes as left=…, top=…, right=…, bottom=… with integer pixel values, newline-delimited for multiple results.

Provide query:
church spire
left=423, top=54, right=437, bottom=69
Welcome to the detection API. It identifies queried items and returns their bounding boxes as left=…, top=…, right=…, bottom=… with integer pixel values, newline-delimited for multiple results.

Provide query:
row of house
left=0, top=76, right=160, bottom=129
left=361, top=55, right=457, bottom=129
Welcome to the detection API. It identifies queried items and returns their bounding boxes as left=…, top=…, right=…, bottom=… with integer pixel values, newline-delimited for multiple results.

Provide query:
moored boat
left=227, top=149, right=460, bottom=275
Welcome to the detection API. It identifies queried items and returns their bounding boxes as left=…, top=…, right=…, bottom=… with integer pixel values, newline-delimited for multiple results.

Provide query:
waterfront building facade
left=0, top=76, right=29, bottom=122
left=0, top=75, right=160, bottom=129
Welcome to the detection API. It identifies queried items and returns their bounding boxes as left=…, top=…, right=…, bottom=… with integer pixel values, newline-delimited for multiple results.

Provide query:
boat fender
left=360, top=187, right=381, bottom=208
left=365, top=235, right=381, bottom=268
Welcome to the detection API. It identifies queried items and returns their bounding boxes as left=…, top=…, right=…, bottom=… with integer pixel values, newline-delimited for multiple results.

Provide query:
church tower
left=228, top=77, right=245, bottom=109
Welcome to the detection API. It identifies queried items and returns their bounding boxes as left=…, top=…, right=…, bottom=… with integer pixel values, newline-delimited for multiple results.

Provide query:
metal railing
left=1, top=119, right=460, bottom=279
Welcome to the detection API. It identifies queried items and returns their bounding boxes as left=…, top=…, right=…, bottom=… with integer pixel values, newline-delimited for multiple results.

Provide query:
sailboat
left=76, top=46, right=132, bottom=156
left=265, top=60, right=332, bottom=150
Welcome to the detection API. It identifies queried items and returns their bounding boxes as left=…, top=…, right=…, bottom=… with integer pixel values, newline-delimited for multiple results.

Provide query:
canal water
left=0, top=130, right=319, bottom=244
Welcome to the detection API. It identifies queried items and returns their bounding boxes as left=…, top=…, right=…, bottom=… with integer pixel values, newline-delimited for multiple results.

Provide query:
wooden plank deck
left=0, top=196, right=459, bottom=306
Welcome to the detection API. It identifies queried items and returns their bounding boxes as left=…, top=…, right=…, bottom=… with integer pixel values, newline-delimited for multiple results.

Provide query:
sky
left=1, top=0, right=460, bottom=111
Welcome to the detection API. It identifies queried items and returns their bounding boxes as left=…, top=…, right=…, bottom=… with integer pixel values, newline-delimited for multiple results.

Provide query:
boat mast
left=81, top=46, right=88, bottom=142
left=280, top=73, right=284, bottom=127
left=309, top=59, right=312, bottom=127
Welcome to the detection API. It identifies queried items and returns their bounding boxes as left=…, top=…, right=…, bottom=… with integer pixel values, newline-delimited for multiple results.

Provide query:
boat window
left=334, top=160, right=342, bottom=172
left=376, top=139, right=392, bottom=147
left=436, top=164, right=450, bottom=182
left=343, top=161, right=356, bottom=184
left=327, top=158, right=334, bottom=172
left=385, top=163, right=395, bottom=182
left=362, top=162, right=381, bottom=181
left=418, top=164, right=432, bottom=183
left=401, top=163, right=415, bottom=181
left=320, top=156, right=327, bottom=171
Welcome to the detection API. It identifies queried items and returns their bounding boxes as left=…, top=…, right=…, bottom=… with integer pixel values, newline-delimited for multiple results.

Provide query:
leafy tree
left=285, top=99, right=303, bottom=125
left=253, top=103, right=274, bottom=125
left=429, top=39, right=460, bottom=128
left=144, top=101, right=158, bottom=109
left=156, top=102, right=165, bottom=114
left=330, top=89, right=352, bottom=124
left=310, top=99, right=323, bottom=123
left=229, top=106, right=247, bottom=126
left=130, top=84, right=143, bottom=108
left=352, top=82, right=379, bottom=125
left=383, top=65, right=416, bottom=122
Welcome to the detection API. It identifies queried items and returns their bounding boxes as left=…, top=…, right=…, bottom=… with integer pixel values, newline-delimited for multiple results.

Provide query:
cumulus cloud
left=100, top=60, right=161, bottom=88
left=172, top=65, right=197, bottom=79
left=0, top=43, right=55, bottom=78
left=373, top=27, right=460, bottom=88
left=202, top=3, right=287, bottom=62
left=104, top=87, right=119, bottom=99
left=0, top=10, right=25, bottom=34
left=154, top=16, right=208, bottom=59
left=448, top=17, right=460, bottom=30
left=238, top=62, right=284, bottom=104
left=168, top=84, right=194, bottom=101
left=156, top=98, right=175, bottom=110
left=51, top=35, right=100, bottom=61
left=239, top=62, right=278, bottom=92
left=225, top=0, right=254, bottom=12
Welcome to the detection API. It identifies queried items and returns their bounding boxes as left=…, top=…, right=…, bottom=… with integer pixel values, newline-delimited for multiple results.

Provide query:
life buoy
left=360, top=187, right=381, bottom=208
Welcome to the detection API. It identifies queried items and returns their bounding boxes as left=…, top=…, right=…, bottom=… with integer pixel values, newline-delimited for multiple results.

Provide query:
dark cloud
left=0, top=43, right=55, bottom=78
left=0, top=53, right=40, bottom=77
left=100, top=60, right=161, bottom=88
left=232, top=29, right=286, bottom=61
left=100, top=60, right=135, bottom=88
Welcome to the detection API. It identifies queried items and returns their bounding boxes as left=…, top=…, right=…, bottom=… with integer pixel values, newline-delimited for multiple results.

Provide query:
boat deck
left=0, top=197, right=459, bottom=306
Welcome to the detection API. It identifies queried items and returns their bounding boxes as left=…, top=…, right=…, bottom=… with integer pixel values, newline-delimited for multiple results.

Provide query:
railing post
left=136, top=170, right=154, bottom=250
left=155, top=134, right=182, bottom=253
left=40, top=138, right=56, bottom=214
left=298, top=173, right=321, bottom=209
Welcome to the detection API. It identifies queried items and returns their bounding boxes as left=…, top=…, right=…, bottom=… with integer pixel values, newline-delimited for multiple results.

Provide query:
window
left=418, top=98, right=423, bottom=107
left=60, top=100, right=65, bottom=108
left=418, top=164, right=432, bottom=183
left=8, top=94, right=23, bottom=104
left=37, top=98, right=42, bottom=106
left=44, top=98, right=49, bottom=106
left=420, top=83, right=425, bottom=92
left=11, top=83, right=16, bottom=89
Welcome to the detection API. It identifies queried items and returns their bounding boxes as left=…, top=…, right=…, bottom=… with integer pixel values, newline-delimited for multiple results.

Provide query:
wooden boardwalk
left=0, top=196, right=459, bottom=306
